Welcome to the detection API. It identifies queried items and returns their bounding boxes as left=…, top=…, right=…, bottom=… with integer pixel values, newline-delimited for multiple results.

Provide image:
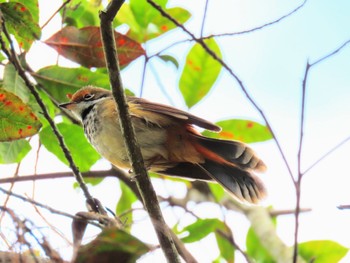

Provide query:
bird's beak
left=59, top=102, right=75, bottom=110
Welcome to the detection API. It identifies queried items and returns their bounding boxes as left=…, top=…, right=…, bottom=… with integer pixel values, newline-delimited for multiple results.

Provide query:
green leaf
left=150, top=7, right=191, bottom=37
left=44, top=26, right=145, bottom=68
left=298, top=240, right=348, bottom=263
left=181, top=218, right=224, bottom=243
left=116, top=181, right=138, bottom=229
left=3, top=63, right=29, bottom=103
left=246, top=225, right=275, bottom=263
left=209, top=183, right=226, bottom=202
left=158, top=54, right=179, bottom=68
left=179, top=38, right=222, bottom=108
left=0, top=89, right=41, bottom=141
left=39, top=123, right=100, bottom=172
left=62, top=0, right=101, bottom=28
left=130, top=0, right=167, bottom=29
left=33, top=66, right=110, bottom=102
left=214, top=225, right=235, bottom=263
left=0, top=2, right=41, bottom=51
left=0, top=139, right=31, bottom=163
left=117, top=3, right=191, bottom=43
left=11, top=0, right=39, bottom=24
left=75, top=227, right=150, bottom=263
left=202, top=119, right=273, bottom=143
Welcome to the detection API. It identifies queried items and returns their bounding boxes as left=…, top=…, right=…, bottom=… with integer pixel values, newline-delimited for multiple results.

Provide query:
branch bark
left=99, top=1, right=180, bottom=262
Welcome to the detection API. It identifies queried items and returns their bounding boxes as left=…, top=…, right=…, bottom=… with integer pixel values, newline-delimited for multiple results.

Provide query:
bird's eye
left=83, top=93, right=94, bottom=101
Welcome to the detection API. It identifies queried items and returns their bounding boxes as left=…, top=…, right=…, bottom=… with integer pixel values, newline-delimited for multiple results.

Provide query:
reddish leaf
left=44, top=26, right=145, bottom=68
left=0, top=89, right=41, bottom=141
left=0, top=2, right=41, bottom=51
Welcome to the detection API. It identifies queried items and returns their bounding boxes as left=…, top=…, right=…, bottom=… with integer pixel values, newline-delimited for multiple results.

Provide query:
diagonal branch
left=99, top=1, right=180, bottom=262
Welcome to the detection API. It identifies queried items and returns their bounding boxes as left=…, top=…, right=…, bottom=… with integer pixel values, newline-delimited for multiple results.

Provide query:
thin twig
left=0, top=15, right=104, bottom=215
left=338, top=205, right=350, bottom=210
left=41, top=0, right=72, bottom=29
left=1, top=207, right=42, bottom=263
left=0, top=161, right=21, bottom=223
left=99, top=1, right=180, bottom=262
left=31, top=201, right=73, bottom=246
left=269, top=208, right=311, bottom=217
left=303, top=135, right=350, bottom=175
left=31, top=140, right=41, bottom=199
left=311, top=39, right=350, bottom=66
left=148, top=60, right=176, bottom=106
left=203, top=0, right=307, bottom=39
left=293, top=62, right=310, bottom=263
left=0, top=187, right=101, bottom=228
left=200, top=0, right=209, bottom=38
left=139, top=55, right=148, bottom=97
left=151, top=0, right=307, bottom=57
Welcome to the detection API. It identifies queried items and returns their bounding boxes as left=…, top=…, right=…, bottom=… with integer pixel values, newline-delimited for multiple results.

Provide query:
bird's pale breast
left=83, top=99, right=169, bottom=168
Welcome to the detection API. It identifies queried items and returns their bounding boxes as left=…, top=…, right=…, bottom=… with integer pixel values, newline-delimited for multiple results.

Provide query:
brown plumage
left=60, top=86, right=267, bottom=203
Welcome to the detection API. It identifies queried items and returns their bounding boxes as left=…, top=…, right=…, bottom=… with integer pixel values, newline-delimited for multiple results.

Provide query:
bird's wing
left=127, top=96, right=221, bottom=132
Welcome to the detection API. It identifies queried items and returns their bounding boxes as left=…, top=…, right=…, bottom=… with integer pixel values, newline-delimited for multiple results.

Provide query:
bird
left=59, top=86, right=267, bottom=204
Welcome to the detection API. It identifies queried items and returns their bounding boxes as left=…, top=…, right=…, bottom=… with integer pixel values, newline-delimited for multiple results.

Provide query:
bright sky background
left=1, top=0, right=350, bottom=262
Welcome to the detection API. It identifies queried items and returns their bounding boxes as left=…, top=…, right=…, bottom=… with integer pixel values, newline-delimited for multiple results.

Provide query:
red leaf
left=44, top=26, right=145, bottom=68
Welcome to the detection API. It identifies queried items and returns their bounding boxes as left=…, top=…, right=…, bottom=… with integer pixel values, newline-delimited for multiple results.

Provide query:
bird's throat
left=81, top=104, right=95, bottom=121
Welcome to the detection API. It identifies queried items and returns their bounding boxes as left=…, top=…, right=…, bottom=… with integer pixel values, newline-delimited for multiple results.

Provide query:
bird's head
left=59, top=86, right=111, bottom=121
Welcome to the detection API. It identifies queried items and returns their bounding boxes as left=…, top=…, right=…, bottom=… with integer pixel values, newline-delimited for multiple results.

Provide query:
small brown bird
left=60, top=86, right=266, bottom=203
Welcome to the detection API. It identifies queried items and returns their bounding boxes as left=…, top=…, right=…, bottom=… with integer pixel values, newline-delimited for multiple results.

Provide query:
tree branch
left=203, top=0, right=307, bottom=39
left=0, top=187, right=101, bottom=228
left=99, top=1, right=180, bottom=262
left=293, top=61, right=310, bottom=262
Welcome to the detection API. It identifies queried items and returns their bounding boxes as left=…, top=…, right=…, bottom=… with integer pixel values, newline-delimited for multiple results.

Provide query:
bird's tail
left=162, top=134, right=267, bottom=203
left=192, top=134, right=267, bottom=203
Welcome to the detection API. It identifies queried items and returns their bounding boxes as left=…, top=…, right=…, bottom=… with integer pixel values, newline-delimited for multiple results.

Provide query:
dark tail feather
left=161, top=160, right=266, bottom=204
left=199, top=160, right=266, bottom=203
left=191, top=133, right=267, bottom=172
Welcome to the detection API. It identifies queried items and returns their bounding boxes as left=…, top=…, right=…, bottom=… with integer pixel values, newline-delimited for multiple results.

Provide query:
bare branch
left=303, top=135, right=350, bottom=175
left=311, top=39, right=350, bottom=66
left=200, top=0, right=210, bottom=38
left=0, top=161, right=21, bottom=223
left=293, top=62, right=310, bottom=262
left=204, top=0, right=307, bottom=39
left=40, top=0, right=72, bottom=29
left=0, top=187, right=102, bottom=228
